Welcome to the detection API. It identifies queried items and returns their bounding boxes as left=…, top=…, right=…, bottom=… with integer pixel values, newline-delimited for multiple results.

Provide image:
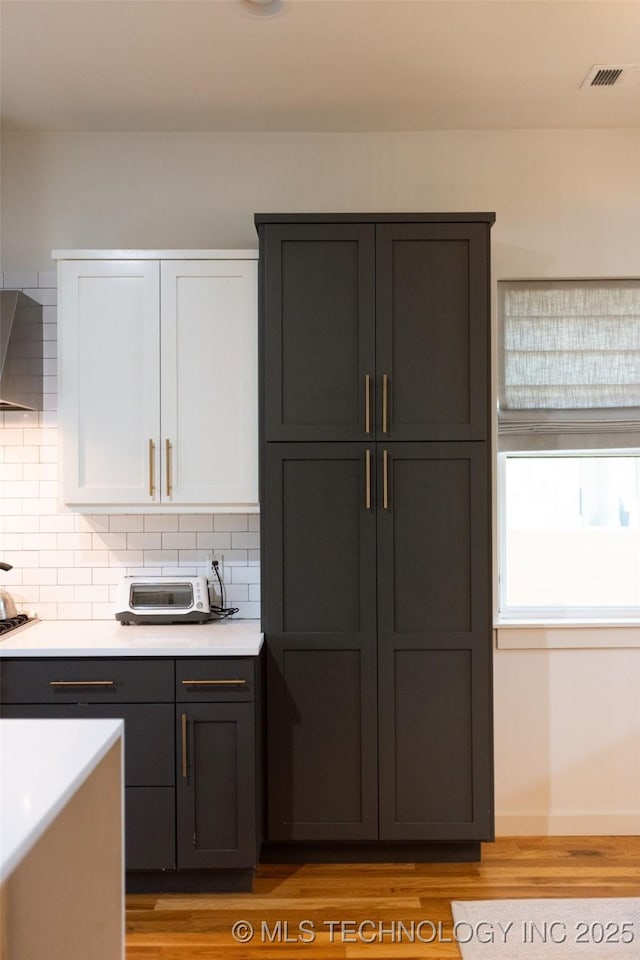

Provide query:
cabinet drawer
left=0, top=658, right=174, bottom=703
left=126, top=787, right=176, bottom=871
left=175, top=658, right=255, bottom=701
left=0, top=703, right=174, bottom=786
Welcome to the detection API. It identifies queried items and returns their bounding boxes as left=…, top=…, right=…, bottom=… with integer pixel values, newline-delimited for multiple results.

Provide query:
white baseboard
left=495, top=813, right=640, bottom=836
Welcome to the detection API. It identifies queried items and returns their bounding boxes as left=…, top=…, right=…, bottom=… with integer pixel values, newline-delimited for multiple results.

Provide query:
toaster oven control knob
left=196, top=601, right=203, bottom=608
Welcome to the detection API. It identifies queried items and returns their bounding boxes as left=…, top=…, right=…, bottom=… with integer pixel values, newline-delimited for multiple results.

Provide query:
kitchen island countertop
left=0, top=618, right=263, bottom=657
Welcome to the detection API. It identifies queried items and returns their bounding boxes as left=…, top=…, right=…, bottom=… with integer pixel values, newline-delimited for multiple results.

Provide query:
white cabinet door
left=160, top=261, right=258, bottom=506
left=59, top=261, right=160, bottom=505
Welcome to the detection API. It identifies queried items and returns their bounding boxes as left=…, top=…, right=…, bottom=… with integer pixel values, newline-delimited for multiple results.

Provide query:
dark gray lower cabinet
left=176, top=703, right=257, bottom=869
left=0, top=655, right=260, bottom=890
left=262, top=442, right=493, bottom=851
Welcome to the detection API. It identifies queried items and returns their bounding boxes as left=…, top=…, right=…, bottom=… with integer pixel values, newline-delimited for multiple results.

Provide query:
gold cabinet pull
left=382, top=373, right=389, bottom=434
left=181, top=712, right=188, bottom=779
left=49, top=680, right=115, bottom=687
left=166, top=438, right=173, bottom=497
left=148, top=439, right=155, bottom=497
left=365, top=373, right=372, bottom=434
left=383, top=449, right=389, bottom=510
left=181, top=678, right=247, bottom=686
left=365, top=449, right=372, bottom=510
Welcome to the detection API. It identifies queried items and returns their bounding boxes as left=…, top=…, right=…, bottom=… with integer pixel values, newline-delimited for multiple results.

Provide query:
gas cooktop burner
left=0, top=613, right=37, bottom=636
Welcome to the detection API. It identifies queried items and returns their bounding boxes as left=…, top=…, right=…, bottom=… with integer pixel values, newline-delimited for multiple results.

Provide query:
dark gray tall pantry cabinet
left=255, top=213, right=495, bottom=861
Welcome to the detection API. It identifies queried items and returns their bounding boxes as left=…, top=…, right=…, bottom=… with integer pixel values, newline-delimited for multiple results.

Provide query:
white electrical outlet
left=206, top=554, right=216, bottom=578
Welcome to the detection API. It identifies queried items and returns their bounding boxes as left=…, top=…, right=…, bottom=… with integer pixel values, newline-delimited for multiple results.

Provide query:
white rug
left=451, top=898, right=640, bottom=959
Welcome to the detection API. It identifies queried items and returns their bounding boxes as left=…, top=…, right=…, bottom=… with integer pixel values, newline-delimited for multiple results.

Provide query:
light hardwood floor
left=126, top=837, right=640, bottom=959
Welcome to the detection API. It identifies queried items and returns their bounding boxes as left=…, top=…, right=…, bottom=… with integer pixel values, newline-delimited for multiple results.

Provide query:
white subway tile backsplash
left=2, top=534, right=23, bottom=550
left=92, top=568, right=125, bottom=585
left=38, top=270, right=57, bottom=288
left=162, top=532, right=196, bottom=550
left=144, top=514, right=179, bottom=532
left=39, top=445, right=58, bottom=463
left=41, top=585, right=75, bottom=603
left=0, top=282, right=260, bottom=621
left=0, top=429, right=25, bottom=445
left=21, top=533, right=58, bottom=551
left=91, top=531, right=127, bottom=551
left=6, top=516, right=38, bottom=533
left=76, top=515, right=110, bottom=533
left=3, top=270, right=38, bottom=288
left=92, top=603, right=116, bottom=619
left=73, top=550, right=110, bottom=567
left=74, top=585, right=110, bottom=603
left=214, top=514, right=249, bottom=532
left=196, top=532, right=231, bottom=550
left=58, top=568, right=93, bottom=585
left=109, top=515, right=144, bottom=532
left=57, top=603, right=93, bottom=619
left=144, top=549, right=178, bottom=565
left=23, top=568, right=58, bottom=586
left=23, top=498, right=58, bottom=515
left=179, top=515, right=214, bottom=532
left=5, top=446, right=39, bottom=463
left=127, top=531, right=162, bottom=550
left=57, top=532, right=94, bottom=550
left=38, top=550, right=75, bottom=567
left=4, top=480, right=40, bottom=498
left=1, top=464, right=24, bottom=481
left=40, top=515, right=75, bottom=533
left=231, top=531, right=260, bottom=550
left=231, top=566, right=261, bottom=584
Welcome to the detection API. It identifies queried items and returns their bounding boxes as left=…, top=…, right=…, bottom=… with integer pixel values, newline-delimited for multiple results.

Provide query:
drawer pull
left=148, top=438, right=155, bottom=497
left=365, top=373, right=372, bottom=434
left=382, top=373, right=389, bottom=434
left=49, top=680, right=115, bottom=687
left=181, top=713, right=188, bottom=779
left=181, top=679, right=247, bottom=686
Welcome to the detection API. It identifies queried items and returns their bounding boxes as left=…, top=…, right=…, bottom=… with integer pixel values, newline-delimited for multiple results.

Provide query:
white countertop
left=0, top=619, right=264, bottom=657
left=0, top=718, right=123, bottom=883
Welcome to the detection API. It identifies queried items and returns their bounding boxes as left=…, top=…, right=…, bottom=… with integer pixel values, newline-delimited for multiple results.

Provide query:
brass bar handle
left=383, top=449, right=389, bottom=510
left=365, top=449, right=372, bottom=510
left=181, top=679, right=248, bottom=686
left=181, top=713, right=188, bottom=779
left=382, top=374, right=389, bottom=434
left=49, top=680, right=115, bottom=687
left=166, top=438, right=173, bottom=497
left=365, top=374, right=372, bottom=434
left=148, top=439, right=155, bottom=497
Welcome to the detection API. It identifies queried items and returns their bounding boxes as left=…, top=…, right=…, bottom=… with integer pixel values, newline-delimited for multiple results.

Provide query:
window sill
left=495, top=621, right=640, bottom=650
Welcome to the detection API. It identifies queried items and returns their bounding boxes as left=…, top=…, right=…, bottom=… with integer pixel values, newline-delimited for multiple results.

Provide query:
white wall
left=2, top=127, right=640, bottom=836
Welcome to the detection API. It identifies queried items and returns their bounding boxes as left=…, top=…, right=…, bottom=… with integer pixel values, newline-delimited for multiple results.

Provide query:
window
left=498, top=280, right=640, bottom=621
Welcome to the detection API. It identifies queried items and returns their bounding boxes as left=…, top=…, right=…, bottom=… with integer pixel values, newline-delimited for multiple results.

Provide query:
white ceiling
left=1, top=0, right=639, bottom=133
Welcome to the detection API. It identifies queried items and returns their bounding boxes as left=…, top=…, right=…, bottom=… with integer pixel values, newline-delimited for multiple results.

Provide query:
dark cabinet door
left=376, top=223, right=490, bottom=442
left=261, top=223, right=375, bottom=441
left=1, top=702, right=177, bottom=870
left=263, top=443, right=378, bottom=840
left=376, top=443, right=493, bottom=840
left=176, top=702, right=257, bottom=869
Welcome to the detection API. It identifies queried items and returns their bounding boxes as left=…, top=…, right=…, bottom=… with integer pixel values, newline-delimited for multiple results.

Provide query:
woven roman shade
left=498, top=280, right=640, bottom=450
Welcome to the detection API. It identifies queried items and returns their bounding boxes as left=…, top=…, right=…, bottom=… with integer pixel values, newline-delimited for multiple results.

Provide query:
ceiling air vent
left=581, top=64, right=640, bottom=88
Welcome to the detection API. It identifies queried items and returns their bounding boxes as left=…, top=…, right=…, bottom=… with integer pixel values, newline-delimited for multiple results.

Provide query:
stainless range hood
left=0, top=290, right=44, bottom=410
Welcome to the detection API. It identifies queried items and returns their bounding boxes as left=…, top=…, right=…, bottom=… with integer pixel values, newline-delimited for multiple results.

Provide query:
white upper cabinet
left=56, top=251, right=258, bottom=511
